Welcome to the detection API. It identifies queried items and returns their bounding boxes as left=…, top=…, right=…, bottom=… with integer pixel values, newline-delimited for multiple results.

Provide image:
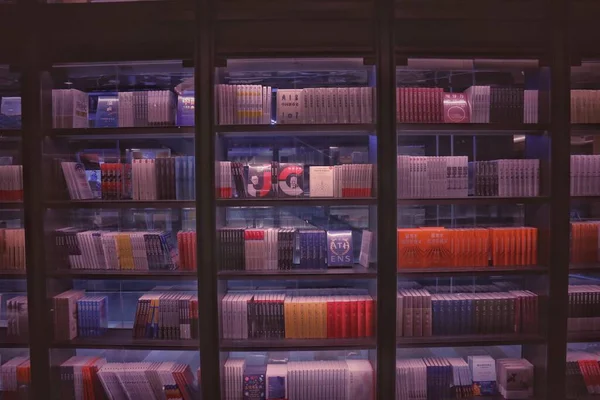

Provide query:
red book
left=443, top=93, right=470, bottom=123
left=350, top=299, right=359, bottom=338
left=341, top=297, right=350, bottom=338
left=357, top=297, right=366, bottom=337
left=327, top=297, right=336, bottom=338
left=365, top=297, right=374, bottom=337
left=335, top=299, right=344, bottom=339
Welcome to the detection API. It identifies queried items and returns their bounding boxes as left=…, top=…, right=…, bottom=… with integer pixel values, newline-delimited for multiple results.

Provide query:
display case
left=39, top=60, right=200, bottom=399
left=213, top=57, right=378, bottom=398
left=395, top=58, right=551, bottom=399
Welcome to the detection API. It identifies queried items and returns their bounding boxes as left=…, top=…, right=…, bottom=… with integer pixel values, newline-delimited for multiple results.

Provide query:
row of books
left=216, top=84, right=272, bottom=125
left=133, top=293, right=199, bottom=340
left=568, top=285, right=600, bottom=332
left=0, top=228, right=25, bottom=271
left=223, top=359, right=373, bottom=400
left=397, top=156, right=468, bottom=198
left=1, top=357, right=30, bottom=397
left=216, top=162, right=374, bottom=199
left=397, top=156, right=540, bottom=199
left=397, top=227, right=539, bottom=269
left=7, top=296, right=28, bottom=338
left=566, top=350, right=600, bottom=397
left=177, top=231, right=197, bottom=271
left=396, top=86, right=537, bottom=124
left=53, top=229, right=179, bottom=271
left=570, top=221, right=600, bottom=264
left=53, top=290, right=108, bottom=340
left=132, top=157, right=196, bottom=200
left=221, top=289, right=374, bottom=339
left=397, top=288, right=539, bottom=337
left=396, top=356, right=533, bottom=400
left=218, top=228, right=373, bottom=271
left=0, top=165, right=23, bottom=201
left=54, top=357, right=195, bottom=400
left=571, top=90, right=600, bottom=123
left=570, top=155, right=600, bottom=196
left=113, top=91, right=177, bottom=128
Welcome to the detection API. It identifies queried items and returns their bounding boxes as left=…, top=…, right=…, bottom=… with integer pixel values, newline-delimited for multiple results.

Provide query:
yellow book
left=298, top=297, right=306, bottom=339
left=284, top=297, right=292, bottom=339
left=319, top=297, right=327, bottom=338
left=309, top=299, right=318, bottom=339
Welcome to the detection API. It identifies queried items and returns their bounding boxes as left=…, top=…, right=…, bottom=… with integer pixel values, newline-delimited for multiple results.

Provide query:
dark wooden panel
left=216, top=20, right=374, bottom=56
left=395, top=0, right=544, bottom=20
left=217, top=0, right=373, bottom=20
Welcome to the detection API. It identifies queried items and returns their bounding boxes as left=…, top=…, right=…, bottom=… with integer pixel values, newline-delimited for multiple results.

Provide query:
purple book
left=327, top=230, right=354, bottom=267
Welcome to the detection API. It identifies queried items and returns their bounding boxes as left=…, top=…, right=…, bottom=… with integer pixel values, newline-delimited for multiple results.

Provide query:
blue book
left=95, top=96, right=119, bottom=128
left=327, top=230, right=354, bottom=267
left=243, top=366, right=266, bottom=400
left=177, top=94, right=195, bottom=127
left=175, top=157, right=182, bottom=200
left=188, top=156, right=194, bottom=200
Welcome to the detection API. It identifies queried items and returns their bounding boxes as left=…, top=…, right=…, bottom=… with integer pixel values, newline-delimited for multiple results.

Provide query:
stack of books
left=396, top=358, right=474, bottom=399
left=570, top=155, right=600, bottom=196
left=7, top=295, right=28, bottom=338
left=571, top=90, right=600, bottom=123
left=216, top=162, right=374, bottom=199
left=566, top=350, right=600, bottom=398
left=223, top=359, right=373, bottom=400
left=116, top=91, right=177, bottom=127
left=0, top=228, right=25, bottom=271
left=52, top=229, right=180, bottom=271
left=397, top=156, right=469, bottom=198
left=397, top=287, right=539, bottom=337
left=276, top=87, right=375, bottom=124
left=133, top=293, right=199, bottom=340
left=568, top=285, right=600, bottom=332
left=132, top=157, right=196, bottom=200
left=570, top=221, right=600, bottom=264
left=218, top=228, right=373, bottom=271
left=52, top=89, right=89, bottom=129
left=396, top=87, right=445, bottom=123
left=496, top=358, right=535, bottom=399
left=54, top=357, right=196, bottom=400
left=177, top=231, right=197, bottom=271
left=470, top=159, right=540, bottom=197
left=53, top=291, right=109, bottom=340
left=1, top=357, right=30, bottom=397
left=0, top=165, right=23, bottom=201
left=397, top=227, right=538, bottom=269
left=215, top=84, right=272, bottom=125
left=221, top=289, right=374, bottom=340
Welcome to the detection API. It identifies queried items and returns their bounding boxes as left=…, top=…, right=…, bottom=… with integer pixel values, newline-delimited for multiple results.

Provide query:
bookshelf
left=0, top=0, right=582, bottom=396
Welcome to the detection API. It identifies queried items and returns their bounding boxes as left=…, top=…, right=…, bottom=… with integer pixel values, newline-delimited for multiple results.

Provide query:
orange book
left=420, top=227, right=449, bottom=268
left=490, top=229, right=500, bottom=266
left=507, top=228, right=516, bottom=266
left=365, top=297, right=374, bottom=337
left=531, top=227, right=538, bottom=265
left=397, top=229, right=422, bottom=269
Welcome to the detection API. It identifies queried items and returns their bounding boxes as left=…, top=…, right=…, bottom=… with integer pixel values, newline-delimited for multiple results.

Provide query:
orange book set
left=397, top=227, right=538, bottom=269
left=570, top=221, right=600, bottom=264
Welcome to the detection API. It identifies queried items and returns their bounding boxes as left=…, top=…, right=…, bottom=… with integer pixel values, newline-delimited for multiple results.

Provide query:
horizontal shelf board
left=398, top=265, right=547, bottom=277
left=48, top=269, right=197, bottom=280
left=571, top=196, right=600, bottom=203
left=567, top=331, right=600, bottom=343
left=397, top=123, right=548, bottom=135
left=0, top=328, right=28, bottom=348
left=218, top=266, right=376, bottom=280
left=0, top=130, right=21, bottom=138
left=45, top=200, right=195, bottom=209
left=0, top=201, right=23, bottom=210
left=570, top=264, right=600, bottom=273
left=397, top=333, right=545, bottom=347
left=49, top=126, right=195, bottom=138
left=217, top=197, right=376, bottom=207
left=0, top=270, right=26, bottom=279
left=571, top=124, right=600, bottom=135
left=220, top=337, right=376, bottom=351
left=398, top=196, right=548, bottom=206
left=52, top=329, right=198, bottom=350
left=216, top=124, right=376, bottom=135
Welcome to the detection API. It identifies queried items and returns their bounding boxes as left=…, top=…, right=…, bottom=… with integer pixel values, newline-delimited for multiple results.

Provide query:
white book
left=309, top=166, right=334, bottom=198
left=277, top=89, right=303, bottom=124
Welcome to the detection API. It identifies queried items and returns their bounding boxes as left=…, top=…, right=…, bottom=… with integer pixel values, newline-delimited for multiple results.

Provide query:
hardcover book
left=469, top=355, right=498, bottom=396
left=177, top=93, right=195, bottom=126
left=95, top=96, right=119, bottom=128
left=276, top=89, right=303, bottom=124
left=443, top=93, right=470, bottom=123
left=243, top=366, right=267, bottom=400
left=247, top=164, right=274, bottom=197
left=309, top=166, right=334, bottom=197
left=327, top=230, right=354, bottom=267
left=277, top=163, right=304, bottom=197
